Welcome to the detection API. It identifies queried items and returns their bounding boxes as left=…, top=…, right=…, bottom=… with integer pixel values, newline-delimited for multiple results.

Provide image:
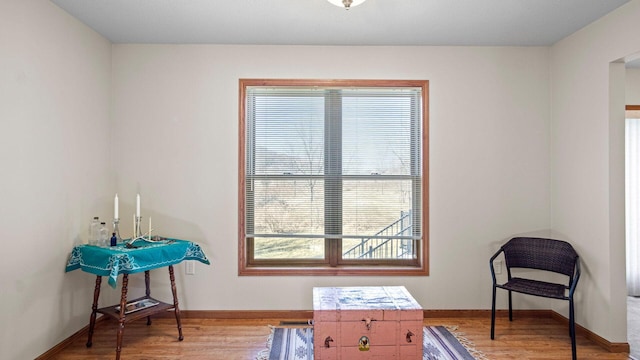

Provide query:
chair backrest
left=502, top=237, right=579, bottom=278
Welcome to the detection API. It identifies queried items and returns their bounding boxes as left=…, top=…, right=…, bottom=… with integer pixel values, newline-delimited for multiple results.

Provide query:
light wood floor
left=50, top=315, right=631, bottom=359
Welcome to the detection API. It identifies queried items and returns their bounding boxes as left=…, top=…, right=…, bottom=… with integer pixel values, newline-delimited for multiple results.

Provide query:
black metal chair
left=490, top=237, right=581, bottom=360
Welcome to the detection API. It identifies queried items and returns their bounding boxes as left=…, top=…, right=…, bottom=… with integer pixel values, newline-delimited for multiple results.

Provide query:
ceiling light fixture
left=327, top=0, right=367, bottom=10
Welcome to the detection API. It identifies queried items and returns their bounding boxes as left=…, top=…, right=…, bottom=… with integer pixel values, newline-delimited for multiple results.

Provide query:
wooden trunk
left=313, top=286, right=423, bottom=360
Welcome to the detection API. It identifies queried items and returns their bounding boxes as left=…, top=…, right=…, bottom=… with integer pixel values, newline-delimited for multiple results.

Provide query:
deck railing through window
left=342, top=210, right=413, bottom=259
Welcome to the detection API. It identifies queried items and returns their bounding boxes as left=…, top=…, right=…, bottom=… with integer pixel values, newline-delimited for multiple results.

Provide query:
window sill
left=238, top=264, right=429, bottom=276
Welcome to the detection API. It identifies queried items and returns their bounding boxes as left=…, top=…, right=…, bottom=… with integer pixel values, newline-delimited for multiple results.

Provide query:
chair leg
left=569, top=298, right=577, bottom=360
left=508, top=290, right=513, bottom=321
left=491, top=285, right=497, bottom=339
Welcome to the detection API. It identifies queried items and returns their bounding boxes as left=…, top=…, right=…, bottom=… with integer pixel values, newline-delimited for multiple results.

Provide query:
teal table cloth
left=66, top=238, right=210, bottom=288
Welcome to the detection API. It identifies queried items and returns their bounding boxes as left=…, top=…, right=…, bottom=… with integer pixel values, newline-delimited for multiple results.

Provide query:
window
left=626, top=105, right=640, bottom=294
left=239, top=79, right=428, bottom=275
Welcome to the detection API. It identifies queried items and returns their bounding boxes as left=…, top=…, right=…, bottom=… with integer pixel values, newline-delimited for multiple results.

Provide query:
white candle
left=136, top=194, right=141, bottom=217
left=114, top=194, right=119, bottom=219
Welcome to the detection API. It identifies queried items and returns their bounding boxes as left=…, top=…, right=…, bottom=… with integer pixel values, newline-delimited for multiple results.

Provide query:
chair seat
left=497, top=277, right=568, bottom=299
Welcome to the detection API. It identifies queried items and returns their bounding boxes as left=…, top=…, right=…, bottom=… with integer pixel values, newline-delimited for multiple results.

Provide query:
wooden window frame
left=238, top=79, right=429, bottom=276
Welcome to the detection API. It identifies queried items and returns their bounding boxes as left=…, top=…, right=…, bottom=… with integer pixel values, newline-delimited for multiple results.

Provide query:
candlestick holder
left=135, top=216, right=143, bottom=239
left=113, top=218, right=122, bottom=242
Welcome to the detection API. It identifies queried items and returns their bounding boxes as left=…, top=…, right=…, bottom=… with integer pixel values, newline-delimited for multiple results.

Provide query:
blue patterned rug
left=257, top=325, right=484, bottom=360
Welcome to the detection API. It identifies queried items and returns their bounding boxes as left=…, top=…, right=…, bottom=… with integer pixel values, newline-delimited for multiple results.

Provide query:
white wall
left=551, top=0, right=640, bottom=343
left=111, top=45, right=552, bottom=312
left=628, top=68, right=640, bottom=104
left=0, top=0, right=112, bottom=359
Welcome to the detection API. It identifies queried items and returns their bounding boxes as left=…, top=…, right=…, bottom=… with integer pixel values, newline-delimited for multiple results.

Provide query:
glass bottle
left=89, top=217, right=100, bottom=245
left=99, top=222, right=109, bottom=247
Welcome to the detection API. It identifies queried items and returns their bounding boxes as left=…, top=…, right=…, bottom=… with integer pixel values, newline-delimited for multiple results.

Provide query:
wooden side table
left=66, top=239, right=209, bottom=360
left=85, top=267, right=182, bottom=359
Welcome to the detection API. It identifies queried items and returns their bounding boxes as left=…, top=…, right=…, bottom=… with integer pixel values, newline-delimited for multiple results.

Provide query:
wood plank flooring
left=49, top=314, right=631, bottom=359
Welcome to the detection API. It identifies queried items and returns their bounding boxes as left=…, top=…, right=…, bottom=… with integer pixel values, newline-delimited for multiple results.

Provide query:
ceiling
left=51, top=0, right=630, bottom=46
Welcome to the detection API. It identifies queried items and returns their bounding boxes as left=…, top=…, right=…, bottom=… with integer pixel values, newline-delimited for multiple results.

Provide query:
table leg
left=115, top=274, right=129, bottom=360
left=145, top=270, right=152, bottom=325
left=168, top=265, right=184, bottom=341
left=86, top=276, right=102, bottom=347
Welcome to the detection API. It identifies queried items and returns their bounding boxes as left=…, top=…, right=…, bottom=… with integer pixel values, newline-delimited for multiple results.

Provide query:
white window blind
left=244, top=85, right=423, bottom=261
